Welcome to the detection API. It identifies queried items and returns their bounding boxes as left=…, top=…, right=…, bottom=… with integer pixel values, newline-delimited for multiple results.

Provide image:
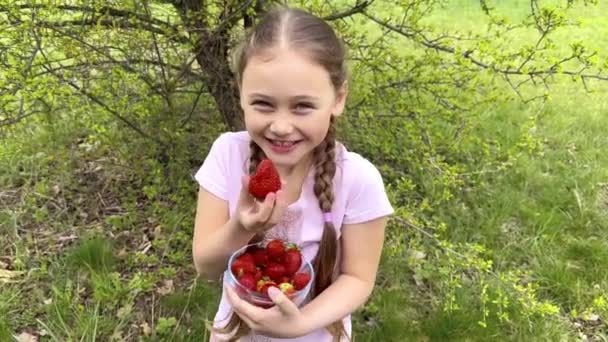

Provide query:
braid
left=312, top=118, right=348, bottom=341
left=248, top=140, right=265, bottom=175
left=312, top=122, right=337, bottom=294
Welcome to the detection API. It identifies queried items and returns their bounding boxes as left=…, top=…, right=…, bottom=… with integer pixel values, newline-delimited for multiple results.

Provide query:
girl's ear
left=331, top=81, right=349, bottom=117
left=236, top=78, right=243, bottom=95
left=237, top=79, right=246, bottom=110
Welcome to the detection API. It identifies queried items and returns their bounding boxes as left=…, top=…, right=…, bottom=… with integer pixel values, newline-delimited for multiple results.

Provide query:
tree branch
left=2, top=4, right=190, bottom=45
left=31, top=59, right=201, bottom=80
left=363, top=12, right=608, bottom=82
left=143, top=0, right=173, bottom=109
left=244, top=0, right=267, bottom=28
left=30, top=27, right=165, bottom=146
left=214, top=0, right=256, bottom=36
left=5, top=4, right=180, bottom=34
left=323, top=0, right=373, bottom=21
left=41, top=25, right=170, bottom=97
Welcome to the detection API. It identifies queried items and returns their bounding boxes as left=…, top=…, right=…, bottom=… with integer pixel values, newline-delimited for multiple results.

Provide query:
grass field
left=1, top=1, right=607, bottom=341
left=358, top=2, right=608, bottom=341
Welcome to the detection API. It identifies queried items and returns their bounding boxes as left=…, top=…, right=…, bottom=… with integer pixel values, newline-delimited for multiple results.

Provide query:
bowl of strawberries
left=225, top=239, right=314, bottom=309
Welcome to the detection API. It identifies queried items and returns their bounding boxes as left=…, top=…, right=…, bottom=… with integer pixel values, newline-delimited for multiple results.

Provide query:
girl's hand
left=225, top=285, right=310, bottom=338
left=235, top=175, right=288, bottom=233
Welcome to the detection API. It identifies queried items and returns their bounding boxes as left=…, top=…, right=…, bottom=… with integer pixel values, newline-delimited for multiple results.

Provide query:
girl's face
left=240, top=48, right=347, bottom=173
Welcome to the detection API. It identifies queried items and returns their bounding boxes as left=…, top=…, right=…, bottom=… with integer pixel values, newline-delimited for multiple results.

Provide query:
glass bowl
left=225, top=239, right=315, bottom=309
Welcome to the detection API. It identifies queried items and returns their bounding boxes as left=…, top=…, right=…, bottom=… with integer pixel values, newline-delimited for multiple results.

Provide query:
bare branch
left=3, top=4, right=181, bottom=35
left=244, top=0, right=266, bottom=28
left=323, top=0, right=373, bottom=21
left=143, top=0, right=173, bottom=109
left=31, top=59, right=200, bottom=80
left=179, top=81, right=207, bottom=128
left=214, top=0, right=256, bottom=35
left=30, top=18, right=189, bottom=45
left=29, top=26, right=165, bottom=146
left=41, top=25, right=168, bottom=97
left=0, top=109, right=44, bottom=127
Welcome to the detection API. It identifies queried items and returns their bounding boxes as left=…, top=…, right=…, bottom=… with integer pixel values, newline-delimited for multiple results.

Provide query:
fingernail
left=268, top=286, right=281, bottom=299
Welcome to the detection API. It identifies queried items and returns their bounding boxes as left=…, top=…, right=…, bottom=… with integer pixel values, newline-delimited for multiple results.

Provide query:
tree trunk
left=173, top=0, right=245, bottom=131
left=194, top=37, right=244, bottom=131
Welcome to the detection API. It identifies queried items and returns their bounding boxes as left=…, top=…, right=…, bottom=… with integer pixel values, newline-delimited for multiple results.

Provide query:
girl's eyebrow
left=248, top=93, right=273, bottom=100
left=248, top=93, right=319, bottom=102
left=292, top=95, right=319, bottom=102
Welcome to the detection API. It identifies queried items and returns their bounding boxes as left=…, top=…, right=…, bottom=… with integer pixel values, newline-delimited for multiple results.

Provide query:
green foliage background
left=1, top=0, right=607, bottom=341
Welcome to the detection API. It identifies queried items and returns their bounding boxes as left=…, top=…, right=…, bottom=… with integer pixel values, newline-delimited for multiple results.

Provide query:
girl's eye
left=295, top=103, right=315, bottom=113
left=251, top=101, right=273, bottom=110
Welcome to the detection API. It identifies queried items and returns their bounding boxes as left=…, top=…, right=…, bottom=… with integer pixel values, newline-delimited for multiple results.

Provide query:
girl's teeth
left=273, top=140, right=295, bottom=147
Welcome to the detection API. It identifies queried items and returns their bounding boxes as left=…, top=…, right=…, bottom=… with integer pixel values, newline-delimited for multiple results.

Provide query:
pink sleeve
left=343, top=158, right=394, bottom=225
left=194, top=133, right=231, bottom=201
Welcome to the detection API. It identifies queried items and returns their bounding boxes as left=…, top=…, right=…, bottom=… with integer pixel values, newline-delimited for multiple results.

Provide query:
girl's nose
left=269, top=117, right=294, bottom=136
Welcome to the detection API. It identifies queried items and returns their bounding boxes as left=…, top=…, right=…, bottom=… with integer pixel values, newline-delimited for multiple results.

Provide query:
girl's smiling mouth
left=266, top=138, right=302, bottom=153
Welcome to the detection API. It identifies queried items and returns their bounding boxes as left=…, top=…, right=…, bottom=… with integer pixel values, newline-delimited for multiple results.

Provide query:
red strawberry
left=292, top=272, right=311, bottom=290
left=279, top=276, right=291, bottom=284
left=237, top=253, right=255, bottom=264
left=266, top=239, right=285, bottom=260
left=279, top=282, right=295, bottom=296
left=231, top=258, right=256, bottom=277
left=256, top=277, right=277, bottom=296
left=252, top=249, right=269, bottom=267
left=282, top=248, right=302, bottom=275
left=248, top=159, right=281, bottom=199
left=254, top=268, right=264, bottom=282
left=265, top=262, right=286, bottom=283
left=238, top=273, right=257, bottom=291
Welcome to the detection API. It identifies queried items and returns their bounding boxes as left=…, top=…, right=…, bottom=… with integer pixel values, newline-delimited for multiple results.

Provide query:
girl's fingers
left=265, top=190, right=288, bottom=226
left=237, top=175, right=253, bottom=206
left=225, top=287, right=261, bottom=330
left=241, top=187, right=288, bottom=232
left=255, top=192, right=276, bottom=225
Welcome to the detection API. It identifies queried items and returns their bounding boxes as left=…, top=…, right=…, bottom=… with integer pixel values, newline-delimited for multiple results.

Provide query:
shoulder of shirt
left=214, top=130, right=250, bottom=145
left=335, top=141, right=380, bottom=175
left=209, top=131, right=251, bottom=172
left=210, top=130, right=251, bottom=156
left=334, top=141, right=386, bottom=199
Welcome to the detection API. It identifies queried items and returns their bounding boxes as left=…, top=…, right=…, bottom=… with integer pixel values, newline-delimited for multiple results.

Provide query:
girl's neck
left=276, top=154, right=313, bottom=182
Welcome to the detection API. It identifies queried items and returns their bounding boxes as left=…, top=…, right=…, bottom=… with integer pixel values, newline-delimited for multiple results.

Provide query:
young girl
left=192, top=6, right=394, bottom=342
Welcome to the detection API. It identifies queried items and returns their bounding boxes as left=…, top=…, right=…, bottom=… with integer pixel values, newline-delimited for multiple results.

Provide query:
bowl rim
left=226, top=239, right=315, bottom=302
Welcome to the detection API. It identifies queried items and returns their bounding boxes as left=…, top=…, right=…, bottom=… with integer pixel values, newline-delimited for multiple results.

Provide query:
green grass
left=348, top=1, right=608, bottom=340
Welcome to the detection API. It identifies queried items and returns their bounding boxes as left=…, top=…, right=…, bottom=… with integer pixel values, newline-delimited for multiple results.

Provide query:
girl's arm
left=300, top=215, right=388, bottom=333
left=192, top=177, right=289, bottom=280
left=192, top=187, right=255, bottom=280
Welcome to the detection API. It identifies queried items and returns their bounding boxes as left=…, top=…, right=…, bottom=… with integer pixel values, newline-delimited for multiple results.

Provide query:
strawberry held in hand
left=248, top=159, right=282, bottom=200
